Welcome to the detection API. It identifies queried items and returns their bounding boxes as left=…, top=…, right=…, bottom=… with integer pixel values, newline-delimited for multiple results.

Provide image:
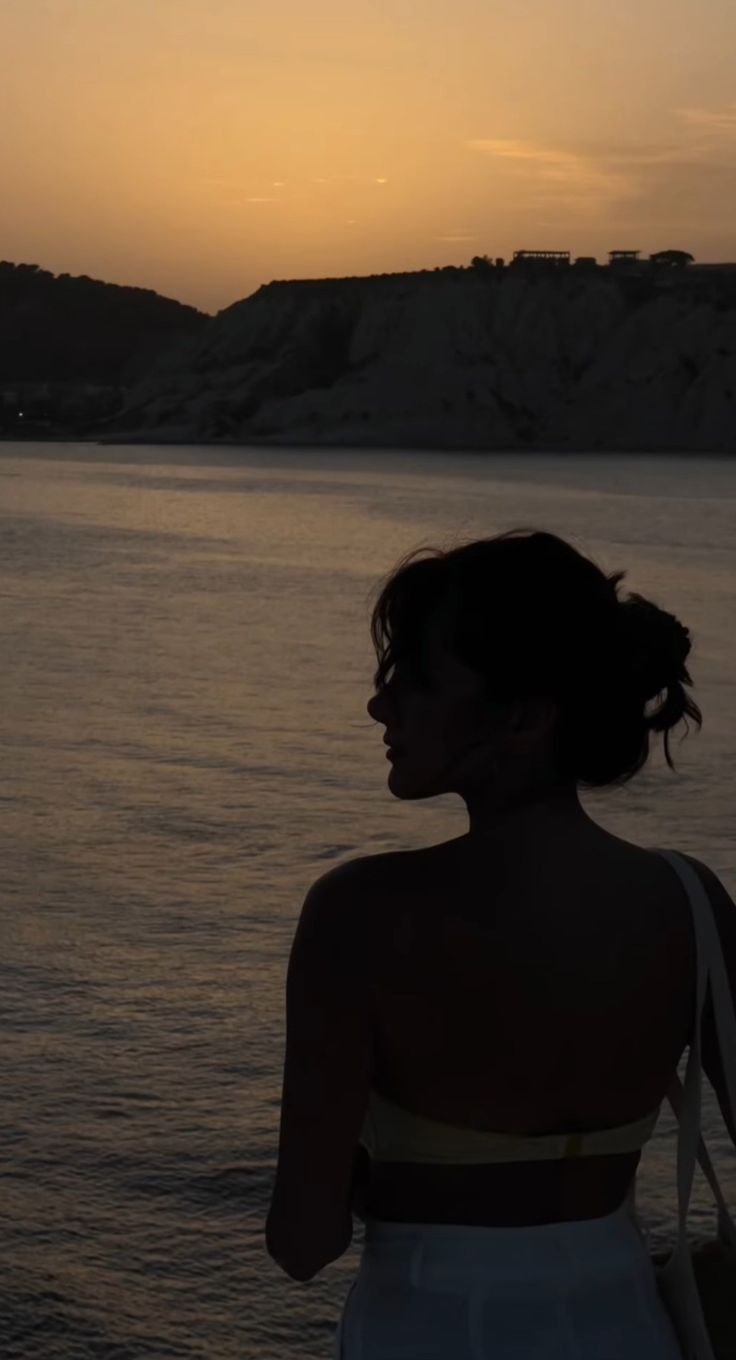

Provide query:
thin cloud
left=435, top=233, right=479, bottom=241
left=467, top=106, right=736, bottom=214
left=599, top=144, right=692, bottom=167
left=678, top=103, right=736, bottom=136
left=246, top=197, right=280, bottom=203
left=466, top=139, right=636, bottom=205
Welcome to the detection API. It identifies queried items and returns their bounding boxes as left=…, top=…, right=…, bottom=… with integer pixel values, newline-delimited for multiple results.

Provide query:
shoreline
left=98, top=438, right=736, bottom=456
left=1, top=432, right=734, bottom=457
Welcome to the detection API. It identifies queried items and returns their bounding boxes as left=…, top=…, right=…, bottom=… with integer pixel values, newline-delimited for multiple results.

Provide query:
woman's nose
left=367, top=692, right=385, bottom=722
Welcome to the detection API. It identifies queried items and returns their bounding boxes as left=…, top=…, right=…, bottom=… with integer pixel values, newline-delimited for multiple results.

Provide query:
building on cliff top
left=511, top=250, right=571, bottom=268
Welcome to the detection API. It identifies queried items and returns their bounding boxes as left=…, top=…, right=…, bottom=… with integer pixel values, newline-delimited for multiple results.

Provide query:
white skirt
left=335, top=1202, right=683, bottom=1359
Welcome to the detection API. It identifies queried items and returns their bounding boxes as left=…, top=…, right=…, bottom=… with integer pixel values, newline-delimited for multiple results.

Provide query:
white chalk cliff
left=108, top=268, right=736, bottom=451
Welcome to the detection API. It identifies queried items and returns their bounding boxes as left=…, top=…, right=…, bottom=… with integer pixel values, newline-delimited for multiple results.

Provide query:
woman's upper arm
left=266, top=859, right=376, bottom=1280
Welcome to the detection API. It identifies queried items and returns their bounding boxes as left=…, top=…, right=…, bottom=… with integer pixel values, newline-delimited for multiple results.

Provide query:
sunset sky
left=2, top=0, right=736, bottom=314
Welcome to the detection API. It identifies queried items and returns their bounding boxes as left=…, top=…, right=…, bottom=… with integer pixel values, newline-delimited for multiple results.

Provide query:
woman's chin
left=387, top=761, right=437, bottom=800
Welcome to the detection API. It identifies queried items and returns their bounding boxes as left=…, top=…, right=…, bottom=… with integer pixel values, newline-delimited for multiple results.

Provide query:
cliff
left=102, top=267, right=736, bottom=452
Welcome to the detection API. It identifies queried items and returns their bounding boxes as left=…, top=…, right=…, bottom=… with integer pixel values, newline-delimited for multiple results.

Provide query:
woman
left=266, top=527, right=736, bottom=1358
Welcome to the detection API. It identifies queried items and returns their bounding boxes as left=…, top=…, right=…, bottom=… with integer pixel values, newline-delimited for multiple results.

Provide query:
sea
left=0, top=441, right=734, bottom=1360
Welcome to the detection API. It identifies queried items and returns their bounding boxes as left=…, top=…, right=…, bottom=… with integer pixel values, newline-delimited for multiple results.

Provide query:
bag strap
left=667, top=1072, right=736, bottom=1245
left=652, top=849, right=736, bottom=1247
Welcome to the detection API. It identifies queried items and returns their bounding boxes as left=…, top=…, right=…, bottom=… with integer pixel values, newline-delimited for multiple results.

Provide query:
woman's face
left=366, top=619, right=509, bottom=801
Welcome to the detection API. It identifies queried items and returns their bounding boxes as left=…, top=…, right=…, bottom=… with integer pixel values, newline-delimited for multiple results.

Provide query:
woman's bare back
left=358, top=825, right=699, bottom=1225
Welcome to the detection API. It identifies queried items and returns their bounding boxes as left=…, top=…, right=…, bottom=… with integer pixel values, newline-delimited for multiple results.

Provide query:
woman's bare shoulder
left=336, top=835, right=736, bottom=933
left=675, top=852, right=736, bottom=960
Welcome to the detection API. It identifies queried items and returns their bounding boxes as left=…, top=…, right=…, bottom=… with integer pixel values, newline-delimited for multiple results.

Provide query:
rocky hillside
left=103, top=266, right=736, bottom=451
left=0, top=261, right=208, bottom=384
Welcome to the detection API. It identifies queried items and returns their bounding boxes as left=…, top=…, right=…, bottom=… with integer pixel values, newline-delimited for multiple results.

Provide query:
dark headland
left=3, top=252, right=736, bottom=453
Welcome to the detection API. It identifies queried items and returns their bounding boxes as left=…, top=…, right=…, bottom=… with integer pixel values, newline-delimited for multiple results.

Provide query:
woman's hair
left=368, top=527, right=702, bottom=790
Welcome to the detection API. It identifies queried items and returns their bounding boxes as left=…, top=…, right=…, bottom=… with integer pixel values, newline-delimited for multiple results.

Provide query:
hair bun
left=619, top=594, right=692, bottom=702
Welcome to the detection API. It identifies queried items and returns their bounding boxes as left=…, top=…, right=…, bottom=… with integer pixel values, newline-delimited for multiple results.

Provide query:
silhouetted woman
left=266, top=527, right=736, bottom=1358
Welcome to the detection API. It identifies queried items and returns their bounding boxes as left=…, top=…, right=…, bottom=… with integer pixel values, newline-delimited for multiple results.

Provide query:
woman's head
left=365, top=527, right=702, bottom=811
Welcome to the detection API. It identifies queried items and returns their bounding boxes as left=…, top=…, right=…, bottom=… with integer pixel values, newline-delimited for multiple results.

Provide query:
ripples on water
left=0, top=443, right=734, bottom=1358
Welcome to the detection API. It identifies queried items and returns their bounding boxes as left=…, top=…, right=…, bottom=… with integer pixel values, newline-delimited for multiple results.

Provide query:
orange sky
left=2, top=0, right=736, bottom=314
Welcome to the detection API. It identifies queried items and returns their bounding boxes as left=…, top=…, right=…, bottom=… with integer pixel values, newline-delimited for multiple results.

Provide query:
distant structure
left=468, top=247, right=698, bottom=275
left=512, top=250, right=571, bottom=267
left=650, top=250, right=694, bottom=268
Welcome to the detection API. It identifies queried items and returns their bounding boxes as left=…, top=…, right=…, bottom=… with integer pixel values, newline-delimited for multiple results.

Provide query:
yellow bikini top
left=359, top=1087, right=661, bottom=1164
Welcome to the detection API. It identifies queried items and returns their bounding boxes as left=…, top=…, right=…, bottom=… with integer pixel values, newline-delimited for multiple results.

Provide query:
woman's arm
left=349, top=1143, right=371, bottom=1223
left=265, top=861, right=375, bottom=1281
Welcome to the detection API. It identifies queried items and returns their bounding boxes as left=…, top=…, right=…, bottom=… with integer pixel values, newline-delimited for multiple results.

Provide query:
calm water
left=1, top=442, right=735, bottom=1360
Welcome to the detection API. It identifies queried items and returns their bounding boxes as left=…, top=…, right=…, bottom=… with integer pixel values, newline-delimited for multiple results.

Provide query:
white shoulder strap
left=651, top=849, right=736, bottom=1247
